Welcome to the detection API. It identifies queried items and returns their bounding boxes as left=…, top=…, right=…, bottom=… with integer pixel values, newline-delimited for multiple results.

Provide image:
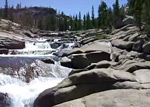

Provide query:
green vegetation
left=128, top=0, right=150, bottom=36
left=95, top=34, right=108, bottom=40
left=0, top=0, right=150, bottom=36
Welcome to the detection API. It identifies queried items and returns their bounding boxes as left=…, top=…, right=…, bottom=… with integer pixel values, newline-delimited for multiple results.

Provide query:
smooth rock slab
left=34, top=69, right=137, bottom=107
left=52, top=89, right=150, bottom=107
left=133, top=69, right=150, bottom=84
left=112, top=39, right=133, bottom=51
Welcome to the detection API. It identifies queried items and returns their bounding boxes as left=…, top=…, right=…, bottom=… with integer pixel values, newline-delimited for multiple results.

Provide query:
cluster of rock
left=1, top=17, right=150, bottom=107
left=111, top=24, right=150, bottom=61
left=34, top=24, right=150, bottom=107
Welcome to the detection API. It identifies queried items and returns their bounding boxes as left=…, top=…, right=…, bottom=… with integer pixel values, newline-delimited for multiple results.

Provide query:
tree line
left=1, top=0, right=150, bottom=35
left=0, top=0, right=123, bottom=32
left=128, top=0, right=150, bottom=36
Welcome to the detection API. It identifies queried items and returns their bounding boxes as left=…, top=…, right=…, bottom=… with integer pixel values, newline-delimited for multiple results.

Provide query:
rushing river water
left=0, top=38, right=74, bottom=107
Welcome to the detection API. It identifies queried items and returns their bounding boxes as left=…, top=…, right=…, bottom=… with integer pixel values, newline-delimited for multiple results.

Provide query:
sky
left=0, top=0, right=127, bottom=17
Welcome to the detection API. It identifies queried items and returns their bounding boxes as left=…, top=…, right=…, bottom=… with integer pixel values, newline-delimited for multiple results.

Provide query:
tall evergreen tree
left=64, top=16, right=69, bottom=31
left=0, top=8, right=2, bottom=20
left=83, top=14, right=86, bottom=30
left=4, top=0, right=8, bottom=19
left=71, top=16, right=75, bottom=30
left=38, top=16, right=45, bottom=30
left=98, top=1, right=108, bottom=29
left=113, top=0, right=120, bottom=19
left=92, top=6, right=95, bottom=28
left=74, top=15, right=78, bottom=31
left=106, top=8, right=113, bottom=31
left=127, top=0, right=135, bottom=15
left=86, top=12, right=92, bottom=29
left=134, top=0, right=143, bottom=30
left=78, top=12, right=82, bottom=30
left=8, top=5, right=14, bottom=21
left=143, top=0, right=150, bottom=36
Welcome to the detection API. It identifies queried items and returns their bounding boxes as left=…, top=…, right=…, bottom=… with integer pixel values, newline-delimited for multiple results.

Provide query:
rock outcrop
left=0, top=31, right=25, bottom=49
left=34, top=63, right=150, bottom=107
left=52, top=89, right=150, bottom=107
left=34, top=23, right=150, bottom=107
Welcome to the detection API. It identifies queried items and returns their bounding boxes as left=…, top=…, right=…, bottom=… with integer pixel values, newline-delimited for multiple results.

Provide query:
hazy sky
left=0, top=0, right=127, bottom=17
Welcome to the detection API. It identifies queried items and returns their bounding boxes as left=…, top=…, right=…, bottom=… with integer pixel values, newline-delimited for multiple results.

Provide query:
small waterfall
left=9, top=40, right=55, bottom=56
left=0, top=63, right=72, bottom=107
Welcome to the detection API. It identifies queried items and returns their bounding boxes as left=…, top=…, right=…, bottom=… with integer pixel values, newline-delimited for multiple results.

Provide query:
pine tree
left=58, top=18, right=65, bottom=31
left=78, top=12, right=82, bottom=30
left=134, top=0, right=143, bottom=30
left=74, top=15, right=78, bottom=31
left=127, top=0, right=135, bottom=15
left=4, top=0, right=8, bottom=19
left=92, top=6, right=95, bottom=28
left=143, top=0, right=150, bottom=36
left=38, top=16, right=45, bottom=30
left=70, top=16, right=75, bottom=30
left=51, top=16, right=57, bottom=31
left=86, top=12, right=92, bottom=29
left=64, top=16, right=69, bottom=31
left=83, top=14, right=86, bottom=30
left=8, top=5, right=14, bottom=21
left=0, top=8, right=2, bottom=20
left=113, top=0, right=120, bottom=19
left=98, top=1, right=108, bottom=29
left=106, top=8, right=113, bottom=31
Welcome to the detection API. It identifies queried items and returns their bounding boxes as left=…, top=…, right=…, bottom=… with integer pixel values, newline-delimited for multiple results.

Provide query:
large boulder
left=0, top=93, right=10, bottom=107
left=0, top=32, right=25, bottom=49
left=122, top=15, right=134, bottom=26
left=70, top=51, right=111, bottom=69
left=143, top=42, right=150, bottom=54
left=60, top=57, right=72, bottom=68
left=52, top=89, right=150, bottom=107
left=114, top=16, right=134, bottom=29
left=112, top=39, right=133, bottom=51
left=0, top=48, right=8, bottom=54
left=114, top=60, right=150, bottom=73
left=71, top=54, right=91, bottom=69
left=85, top=51, right=110, bottom=63
left=41, top=58, right=55, bottom=64
left=24, top=31, right=36, bottom=38
left=114, top=17, right=123, bottom=29
left=133, top=69, right=150, bottom=84
left=132, top=40, right=144, bottom=52
left=80, top=40, right=111, bottom=53
left=34, top=68, right=137, bottom=107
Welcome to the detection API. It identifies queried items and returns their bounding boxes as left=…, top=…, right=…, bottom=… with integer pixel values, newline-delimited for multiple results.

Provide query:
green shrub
left=95, top=34, right=108, bottom=40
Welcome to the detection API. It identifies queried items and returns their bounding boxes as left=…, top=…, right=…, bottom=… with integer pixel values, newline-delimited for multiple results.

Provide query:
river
left=0, top=38, right=75, bottom=107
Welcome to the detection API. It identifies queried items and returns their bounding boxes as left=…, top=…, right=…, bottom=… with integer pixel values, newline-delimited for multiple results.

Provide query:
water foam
left=0, top=73, right=63, bottom=107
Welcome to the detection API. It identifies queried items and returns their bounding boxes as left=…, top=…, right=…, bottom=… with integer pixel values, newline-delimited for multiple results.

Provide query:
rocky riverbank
left=1, top=18, right=150, bottom=107
left=34, top=24, right=150, bottom=107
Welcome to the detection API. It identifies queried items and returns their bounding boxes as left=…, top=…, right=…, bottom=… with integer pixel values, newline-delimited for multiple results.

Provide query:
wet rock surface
left=0, top=93, right=10, bottom=107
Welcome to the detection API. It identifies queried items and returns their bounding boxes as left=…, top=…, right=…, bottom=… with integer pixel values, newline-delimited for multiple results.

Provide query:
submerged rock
left=0, top=93, right=10, bottom=107
left=0, top=48, right=8, bottom=54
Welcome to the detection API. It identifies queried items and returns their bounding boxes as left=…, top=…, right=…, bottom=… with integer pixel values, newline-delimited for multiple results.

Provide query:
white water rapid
left=0, top=38, right=75, bottom=107
left=0, top=74, right=63, bottom=107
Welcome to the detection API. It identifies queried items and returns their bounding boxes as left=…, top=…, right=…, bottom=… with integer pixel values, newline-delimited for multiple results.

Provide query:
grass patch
left=95, top=34, right=108, bottom=40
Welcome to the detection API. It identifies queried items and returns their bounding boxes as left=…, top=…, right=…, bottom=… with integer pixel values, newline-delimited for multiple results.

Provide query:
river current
left=0, top=38, right=75, bottom=107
